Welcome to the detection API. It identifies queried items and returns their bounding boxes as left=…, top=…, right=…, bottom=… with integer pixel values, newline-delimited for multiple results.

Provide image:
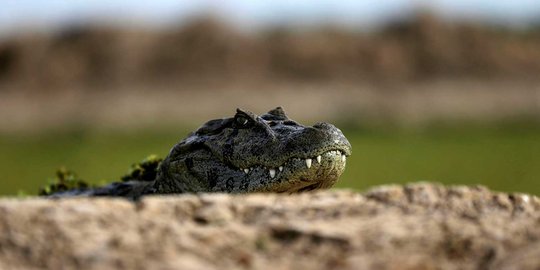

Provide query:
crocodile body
left=48, top=107, right=351, bottom=199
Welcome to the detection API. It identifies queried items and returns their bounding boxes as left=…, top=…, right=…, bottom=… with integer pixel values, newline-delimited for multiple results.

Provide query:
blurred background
left=1, top=1, right=539, bottom=196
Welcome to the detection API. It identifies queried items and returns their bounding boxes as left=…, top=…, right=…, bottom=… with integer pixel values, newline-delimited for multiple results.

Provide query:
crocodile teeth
left=341, top=155, right=346, bottom=162
left=305, top=158, right=312, bottom=168
left=316, top=155, right=322, bottom=163
left=269, top=169, right=276, bottom=178
left=243, top=168, right=249, bottom=174
left=278, top=166, right=283, bottom=172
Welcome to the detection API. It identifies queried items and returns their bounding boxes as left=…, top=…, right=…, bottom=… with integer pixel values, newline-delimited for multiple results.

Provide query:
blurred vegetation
left=2, top=13, right=540, bottom=93
left=1, top=123, right=538, bottom=196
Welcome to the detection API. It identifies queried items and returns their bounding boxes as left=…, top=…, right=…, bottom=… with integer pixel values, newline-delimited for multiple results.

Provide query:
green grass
left=1, top=125, right=539, bottom=196
left=0, top=128, right=188, bottom=196
left=337, top=127, right=540, bottom=195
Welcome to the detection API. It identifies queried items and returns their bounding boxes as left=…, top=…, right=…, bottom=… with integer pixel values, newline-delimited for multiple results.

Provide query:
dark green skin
left=50, top=107, right=352, bottom=199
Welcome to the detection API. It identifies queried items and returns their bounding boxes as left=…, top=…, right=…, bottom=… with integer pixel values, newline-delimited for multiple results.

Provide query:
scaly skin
left=48, top=107, right=352, bottom=199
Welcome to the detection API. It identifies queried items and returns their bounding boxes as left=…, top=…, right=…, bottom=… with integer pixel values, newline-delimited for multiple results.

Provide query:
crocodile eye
left=235, top=116, right=249, bottom=127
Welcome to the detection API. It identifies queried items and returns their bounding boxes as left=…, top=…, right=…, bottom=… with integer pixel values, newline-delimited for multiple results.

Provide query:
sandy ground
left=0, top=183, right=539, bottom=270
left=1, top=80, right=539, bottom=133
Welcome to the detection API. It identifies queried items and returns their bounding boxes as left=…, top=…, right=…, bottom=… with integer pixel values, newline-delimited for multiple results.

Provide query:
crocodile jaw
left=250, top=149, right=348, bottom=193
left=157, top=146, right=348, bottom=194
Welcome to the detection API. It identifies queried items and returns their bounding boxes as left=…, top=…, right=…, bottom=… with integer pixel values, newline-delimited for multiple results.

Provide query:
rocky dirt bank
left=1, top=183, right=539, bottom=270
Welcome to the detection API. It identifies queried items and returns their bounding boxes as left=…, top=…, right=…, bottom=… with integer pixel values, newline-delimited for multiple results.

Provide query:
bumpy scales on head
left=48, top=107, right=352, bottom=199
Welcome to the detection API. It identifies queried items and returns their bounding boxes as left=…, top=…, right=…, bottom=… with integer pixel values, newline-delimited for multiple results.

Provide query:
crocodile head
left=155, top=107, right=351, bottom=194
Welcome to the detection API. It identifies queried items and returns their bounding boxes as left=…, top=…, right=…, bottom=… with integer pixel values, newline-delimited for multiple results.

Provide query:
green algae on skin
left=39, top=167, right=92, bottom=196
left=39, top=155, right=162, bottom=196
left=120, top=154, right=162, bottom=182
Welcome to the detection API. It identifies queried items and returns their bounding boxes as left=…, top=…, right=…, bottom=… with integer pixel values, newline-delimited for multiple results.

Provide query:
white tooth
left=279, top=166, right=283, bottom=172
left=305, top=159, right=312, bottom=168
left=316, top=155, right=322, bottom=163
left=269, top=169, right=276, bottom=178
left=341, top=155, right=346, bottom=162
left=243, top=168, right=249, bottom=174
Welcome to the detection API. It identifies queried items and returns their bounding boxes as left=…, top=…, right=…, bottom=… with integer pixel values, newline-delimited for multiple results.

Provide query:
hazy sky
left=1, top=0, right=540, bottom=35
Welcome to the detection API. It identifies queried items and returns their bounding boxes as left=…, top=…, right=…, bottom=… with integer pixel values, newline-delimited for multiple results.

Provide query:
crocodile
left=46, top=107, right=351, bottom=199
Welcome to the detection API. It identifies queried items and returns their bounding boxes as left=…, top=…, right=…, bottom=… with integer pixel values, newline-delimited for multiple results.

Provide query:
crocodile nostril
left=313, top=122, right=334, bottom=129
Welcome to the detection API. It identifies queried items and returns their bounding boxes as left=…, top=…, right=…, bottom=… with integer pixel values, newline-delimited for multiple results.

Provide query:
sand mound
left=0, top=183, right=539, bottom=269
